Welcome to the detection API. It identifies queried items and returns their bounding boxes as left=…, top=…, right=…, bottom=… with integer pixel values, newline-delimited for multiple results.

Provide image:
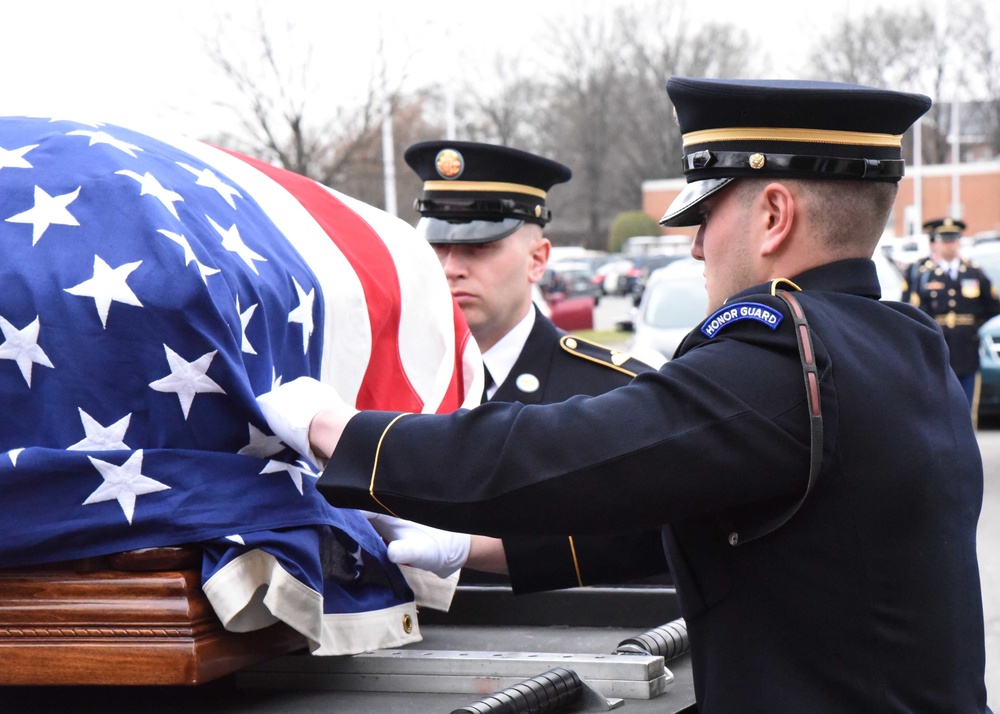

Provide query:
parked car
left=625, top=259, right=707, bottom=360
left=873, top=247, right=903, bottom=301
left=622, top=254, right=685, bottom=303
left=540, top=261, right=601, bottom=304
left=594, top=258, right=634, bottom=296
left=965, top=241, right=1000, bottom=284
left=968, top=243, right=1000, bottom=421
left=533, top=283, right=594, bottom=331
left=624, top=252, right=909, bottom=362
left=979, top=316, right=1000, bottom=419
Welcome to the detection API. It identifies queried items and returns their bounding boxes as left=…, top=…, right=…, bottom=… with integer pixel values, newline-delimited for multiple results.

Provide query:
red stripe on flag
left=223, top=149, right=423, bottom=412
left=439, top=300, right=474, bottom=413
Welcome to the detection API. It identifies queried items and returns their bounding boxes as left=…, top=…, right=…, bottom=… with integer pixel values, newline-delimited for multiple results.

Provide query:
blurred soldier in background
left=903, top=217, right=1000, bottom=415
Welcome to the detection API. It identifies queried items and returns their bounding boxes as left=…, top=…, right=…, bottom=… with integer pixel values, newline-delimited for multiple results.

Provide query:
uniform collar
left=482, top=306, right=536, bottom=398
left=726, top=258, right=883, bottom=304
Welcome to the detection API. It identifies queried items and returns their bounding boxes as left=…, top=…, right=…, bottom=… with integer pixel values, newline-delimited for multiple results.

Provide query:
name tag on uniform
left=701, top=302, right=783, bottom=339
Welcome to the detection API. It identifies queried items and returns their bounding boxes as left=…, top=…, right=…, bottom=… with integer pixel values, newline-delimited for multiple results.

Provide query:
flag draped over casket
left=0, top=116, right=482, bottom=654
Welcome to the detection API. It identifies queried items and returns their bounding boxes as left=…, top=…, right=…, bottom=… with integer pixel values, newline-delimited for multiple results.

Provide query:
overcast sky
left=0, top=0, right=984, bottom=141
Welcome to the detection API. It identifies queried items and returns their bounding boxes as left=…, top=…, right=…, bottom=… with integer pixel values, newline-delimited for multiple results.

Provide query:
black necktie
left=482, top=366, right=494, bottom=403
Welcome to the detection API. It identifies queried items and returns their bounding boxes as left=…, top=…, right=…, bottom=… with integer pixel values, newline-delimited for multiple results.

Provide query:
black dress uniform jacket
left=319, top=259, right=990, bottom=713
left=902, top=256, right=1000, bottom=375
left=488, top=306, right=665, bottom=591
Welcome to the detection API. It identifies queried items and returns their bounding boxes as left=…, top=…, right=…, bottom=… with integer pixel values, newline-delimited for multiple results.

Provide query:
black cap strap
left=685, top=150, right=905, bottom=180
left=414, top=197, right=551, bottom=224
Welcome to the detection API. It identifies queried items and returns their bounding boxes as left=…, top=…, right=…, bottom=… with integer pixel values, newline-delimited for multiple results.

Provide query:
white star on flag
left=149, top=345, right=226, bottom=420
left=288, top=277, right=316, bottom=354
left=64, top=255, right=143, bottom=328
left=68, top=408, right=132, bottom=451
left=0, top=144, right=38, bottom=170
left=177, top=162, right=242, bottom=209
left=116, top=170, right=184, bottom=218
left=66, top=130, right=142, bottom=157
left=238, top=296, right=258, bottom=355
left=207, top=216, right=267, bottom=274
left=260, top=459, right=316, bottom=495
left=238, top=423, right=285, bottom=459
left=8, top=448, right=23, bottom=466
left=0, top=315, right=53, bottom=387
left=5, top=185, right=81, bottom=245
left=156, top=230, right=220, bottom=284
left=84, top=450, right=170, bottom=525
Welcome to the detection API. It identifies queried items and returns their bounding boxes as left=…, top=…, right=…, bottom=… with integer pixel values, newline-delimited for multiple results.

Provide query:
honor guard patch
left=559, top=335, right=647, bottom=377
left=701, top=302, right=783, bottom=338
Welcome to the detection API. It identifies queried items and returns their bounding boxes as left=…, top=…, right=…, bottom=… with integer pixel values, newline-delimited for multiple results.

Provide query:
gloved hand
left=365, top=512, right=471, bottom=579
left=256, top=376, right=357, bottom=468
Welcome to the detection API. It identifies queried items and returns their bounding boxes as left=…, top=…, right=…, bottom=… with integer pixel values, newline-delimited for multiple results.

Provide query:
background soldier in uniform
left=260, top=78, right=991, bottom=712
left=903, top=217, right=1000, bottom=414
left=371, top=140, right=663, bottom=590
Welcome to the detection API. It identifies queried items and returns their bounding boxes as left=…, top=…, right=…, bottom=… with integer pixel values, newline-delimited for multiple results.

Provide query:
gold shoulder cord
left=567, top=536, right=584, bottom=587
left=368, top=413, right=410, bottom=517
left=769, top=278, right=802, bottom=295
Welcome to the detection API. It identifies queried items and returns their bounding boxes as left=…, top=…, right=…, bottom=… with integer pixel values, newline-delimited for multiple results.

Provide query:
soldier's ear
left=527, top=236, right=550, bottom=282
left=758, top=182, right=794, bottom=257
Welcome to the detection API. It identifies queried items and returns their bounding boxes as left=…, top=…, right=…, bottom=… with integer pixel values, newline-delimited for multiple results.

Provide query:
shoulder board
left=558, top=335, right=654, bottom=377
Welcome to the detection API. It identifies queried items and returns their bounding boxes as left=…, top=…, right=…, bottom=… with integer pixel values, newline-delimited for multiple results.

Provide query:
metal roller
left=450, top=667, right=584, bottom=713
left=614, top=618, right=689, bottom=661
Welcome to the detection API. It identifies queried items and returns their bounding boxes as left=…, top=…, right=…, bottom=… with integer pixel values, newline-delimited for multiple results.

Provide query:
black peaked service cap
left=405, top=140, right=572, bottom=244
left=923, top=217, right=966, bottom=240
left=660, top=77, right=933, bottom=227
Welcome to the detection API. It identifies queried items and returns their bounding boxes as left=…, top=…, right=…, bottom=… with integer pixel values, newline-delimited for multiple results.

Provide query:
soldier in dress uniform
left=260, top=78, right=991, bottom=712
left=399, top=140, right=663, bottom=590
left=902, top=217, right=1000, bottom=412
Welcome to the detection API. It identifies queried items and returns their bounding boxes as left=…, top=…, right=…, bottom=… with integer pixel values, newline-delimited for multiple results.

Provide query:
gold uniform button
left=564, top=337, right=578, bottom=349
left=402, top=613, right=413, bottom=634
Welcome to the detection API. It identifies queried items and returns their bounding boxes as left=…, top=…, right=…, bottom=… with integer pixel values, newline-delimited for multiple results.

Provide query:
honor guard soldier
left=260, top=78, right=991, bottom=712
left=903, top=217, right=1000, bottom=412
left=401, top=140, right=662, bottom=590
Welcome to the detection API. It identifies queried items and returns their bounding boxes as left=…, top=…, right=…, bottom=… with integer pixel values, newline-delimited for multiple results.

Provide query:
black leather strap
left=729, top=290, right=823, bottom=546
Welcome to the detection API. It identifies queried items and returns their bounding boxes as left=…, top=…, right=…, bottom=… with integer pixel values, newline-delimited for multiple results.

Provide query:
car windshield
left=643, top=276, right=708, bottom=329
left=971, top=250, right=1000, bottom=284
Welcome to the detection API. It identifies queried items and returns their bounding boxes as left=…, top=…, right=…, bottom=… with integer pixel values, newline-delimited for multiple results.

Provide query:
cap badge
left=435, top=148, right=464, bottom=179
left=515, top=373, right=540, bottom=393
left=749, top=153, right=766, bottom=170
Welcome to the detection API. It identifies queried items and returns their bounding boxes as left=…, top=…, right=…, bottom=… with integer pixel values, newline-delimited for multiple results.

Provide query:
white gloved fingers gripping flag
left=0, top=116, right=483, bottom=655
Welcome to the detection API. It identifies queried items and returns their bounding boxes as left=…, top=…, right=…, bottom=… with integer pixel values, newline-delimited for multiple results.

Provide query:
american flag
left=0, top=116, right=481, bottom=654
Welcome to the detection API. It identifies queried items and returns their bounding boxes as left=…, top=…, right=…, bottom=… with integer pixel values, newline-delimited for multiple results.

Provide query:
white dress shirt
left=481, top=307, right=536, bottom=401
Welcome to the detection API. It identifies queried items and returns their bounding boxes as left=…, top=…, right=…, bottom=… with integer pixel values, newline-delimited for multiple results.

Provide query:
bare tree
left=806, top=3, right=1000, bottom=164
left=457, top=54, right=549, bottom=151
left=204, top=7, right=401, bottom=195
left=959, top=0, right=1000, bottom=158
left=538, top=2, right=759, bottom=248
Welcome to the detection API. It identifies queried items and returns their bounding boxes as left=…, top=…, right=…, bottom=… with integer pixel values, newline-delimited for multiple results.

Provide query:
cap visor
left=417, top=217, right=525, bottom=244
left=659, top=178, right=734, bottom=227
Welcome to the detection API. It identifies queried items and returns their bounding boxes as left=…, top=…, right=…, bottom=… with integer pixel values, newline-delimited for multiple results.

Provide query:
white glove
left=365, top=512, right=471, bottom=579
left=256, top=376, right=355, bottom=468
